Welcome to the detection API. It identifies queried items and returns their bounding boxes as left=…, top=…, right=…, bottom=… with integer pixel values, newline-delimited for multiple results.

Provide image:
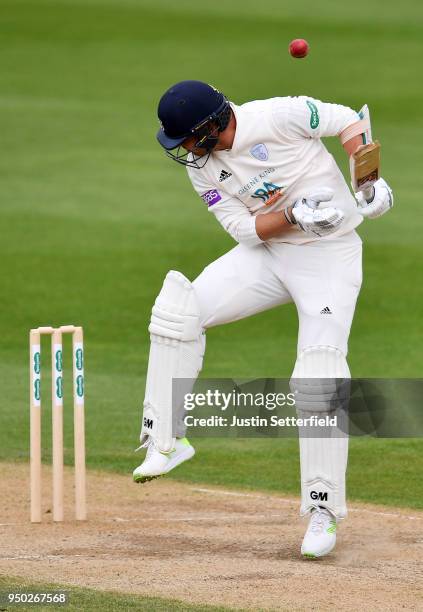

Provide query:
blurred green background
left=1, top=0, right=422, bottom=508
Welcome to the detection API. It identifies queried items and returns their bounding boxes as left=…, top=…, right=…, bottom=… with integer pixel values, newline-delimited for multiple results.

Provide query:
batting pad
left=291, top=346, right=350, bottom=519
left=141, top=270, right=205, bottom=453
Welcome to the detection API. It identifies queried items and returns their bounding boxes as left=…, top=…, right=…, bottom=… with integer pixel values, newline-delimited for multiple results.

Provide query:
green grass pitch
left=1, top=0, right=422, bottom=511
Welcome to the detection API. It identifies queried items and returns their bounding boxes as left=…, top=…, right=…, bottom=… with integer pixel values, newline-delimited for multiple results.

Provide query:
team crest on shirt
left=250, top=143, right=269, bottom=161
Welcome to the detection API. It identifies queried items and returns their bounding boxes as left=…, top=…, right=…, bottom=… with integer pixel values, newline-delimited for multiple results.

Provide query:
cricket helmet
left=156, top=80, right=231, bottom=168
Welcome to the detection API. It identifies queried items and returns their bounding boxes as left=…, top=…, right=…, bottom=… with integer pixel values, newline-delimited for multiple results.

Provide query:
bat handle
left=362, top=186, right=375, bottom=203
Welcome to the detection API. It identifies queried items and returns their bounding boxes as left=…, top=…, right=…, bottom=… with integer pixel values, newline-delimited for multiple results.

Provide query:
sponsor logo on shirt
left=264, top=187, right=284, bottom=206
left=250, top=143, right=269, bottom=161
left=251, top=182, right=285, bottom=206
left=201, top=189, right=222, bottom=207
left=238, top=168, right=275, bottom=196
left=219, top=169, right=232, bottom=182
left=306, top=100, right=319, bottom=129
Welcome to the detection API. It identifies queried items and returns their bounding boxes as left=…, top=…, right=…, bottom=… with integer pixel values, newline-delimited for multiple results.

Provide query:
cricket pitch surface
left=1, top=463, right=422, bottom=611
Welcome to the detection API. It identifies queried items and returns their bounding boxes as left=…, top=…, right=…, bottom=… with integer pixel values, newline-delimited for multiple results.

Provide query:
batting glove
left=355, top=178, right=393, bottom=219
left=287, top=188, right=344, bottom=237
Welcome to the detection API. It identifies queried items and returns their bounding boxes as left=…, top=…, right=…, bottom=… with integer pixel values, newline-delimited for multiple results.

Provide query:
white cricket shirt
left=186, top=96, right=363, bottom=246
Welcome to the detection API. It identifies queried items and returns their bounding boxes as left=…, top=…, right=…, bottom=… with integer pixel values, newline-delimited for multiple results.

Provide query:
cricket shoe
left=301, top=507, right=337, bottom=559
left=133, top=437, right=195, bottom=484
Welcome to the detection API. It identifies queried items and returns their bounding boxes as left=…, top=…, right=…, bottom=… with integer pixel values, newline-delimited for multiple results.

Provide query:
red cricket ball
left=289, top=38, right=309, bottom=58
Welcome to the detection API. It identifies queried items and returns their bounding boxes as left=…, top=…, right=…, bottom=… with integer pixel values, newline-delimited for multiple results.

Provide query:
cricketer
left=133, top=81, right=393, bottom=558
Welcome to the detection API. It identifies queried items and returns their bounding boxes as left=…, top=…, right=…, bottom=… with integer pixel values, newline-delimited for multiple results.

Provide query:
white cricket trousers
left=192, top=230, right=362, bottom=355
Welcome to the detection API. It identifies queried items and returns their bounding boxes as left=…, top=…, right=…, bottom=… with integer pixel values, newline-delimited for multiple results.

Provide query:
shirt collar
left=213, top=102, right=242, bottom=158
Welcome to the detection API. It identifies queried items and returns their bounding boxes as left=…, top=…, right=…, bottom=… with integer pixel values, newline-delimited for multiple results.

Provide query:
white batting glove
left=286, top=188, right=344, bottom=237
left=355, top=178, right=393, bottom=219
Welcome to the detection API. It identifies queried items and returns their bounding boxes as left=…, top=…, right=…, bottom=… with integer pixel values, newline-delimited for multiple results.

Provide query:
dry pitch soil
left=1, top=463, right=422, bottom=611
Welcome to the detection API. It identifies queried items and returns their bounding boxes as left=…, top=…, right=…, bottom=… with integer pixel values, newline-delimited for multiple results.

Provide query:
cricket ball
left=289, top=38, right=309, bottom=58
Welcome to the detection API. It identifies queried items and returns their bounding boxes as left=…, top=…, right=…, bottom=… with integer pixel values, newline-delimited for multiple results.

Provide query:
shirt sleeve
left=186, top=168, right=263, bottom=247
left=272, top=96, right=359, bottom=140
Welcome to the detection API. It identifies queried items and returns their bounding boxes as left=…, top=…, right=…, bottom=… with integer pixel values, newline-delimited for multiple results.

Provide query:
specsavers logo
left=76, top=375, right=84, bottom=398
left=75, top=348, right=83, bottom=371
left=306, top=100, right=319, bottom=129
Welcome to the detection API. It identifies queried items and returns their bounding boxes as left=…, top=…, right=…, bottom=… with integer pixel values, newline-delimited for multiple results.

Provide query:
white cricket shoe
left=133, top=437, right=195, bottom=484
left=301, top=508, right=337, bottom=559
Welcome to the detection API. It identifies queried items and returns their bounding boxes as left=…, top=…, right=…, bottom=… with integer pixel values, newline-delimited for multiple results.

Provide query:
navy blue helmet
left=156, top=80, right=231, bottom=168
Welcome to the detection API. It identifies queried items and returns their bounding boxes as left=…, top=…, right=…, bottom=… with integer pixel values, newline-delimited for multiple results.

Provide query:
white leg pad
left=291, top=346, right=350, bottom=519
left=140, top=270, right=205, bottom=453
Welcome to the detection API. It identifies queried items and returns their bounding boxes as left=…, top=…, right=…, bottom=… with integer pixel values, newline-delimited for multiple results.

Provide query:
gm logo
left=310, top=491, right=328, bottom=502
left=143, top=417, right=153, bottom=430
